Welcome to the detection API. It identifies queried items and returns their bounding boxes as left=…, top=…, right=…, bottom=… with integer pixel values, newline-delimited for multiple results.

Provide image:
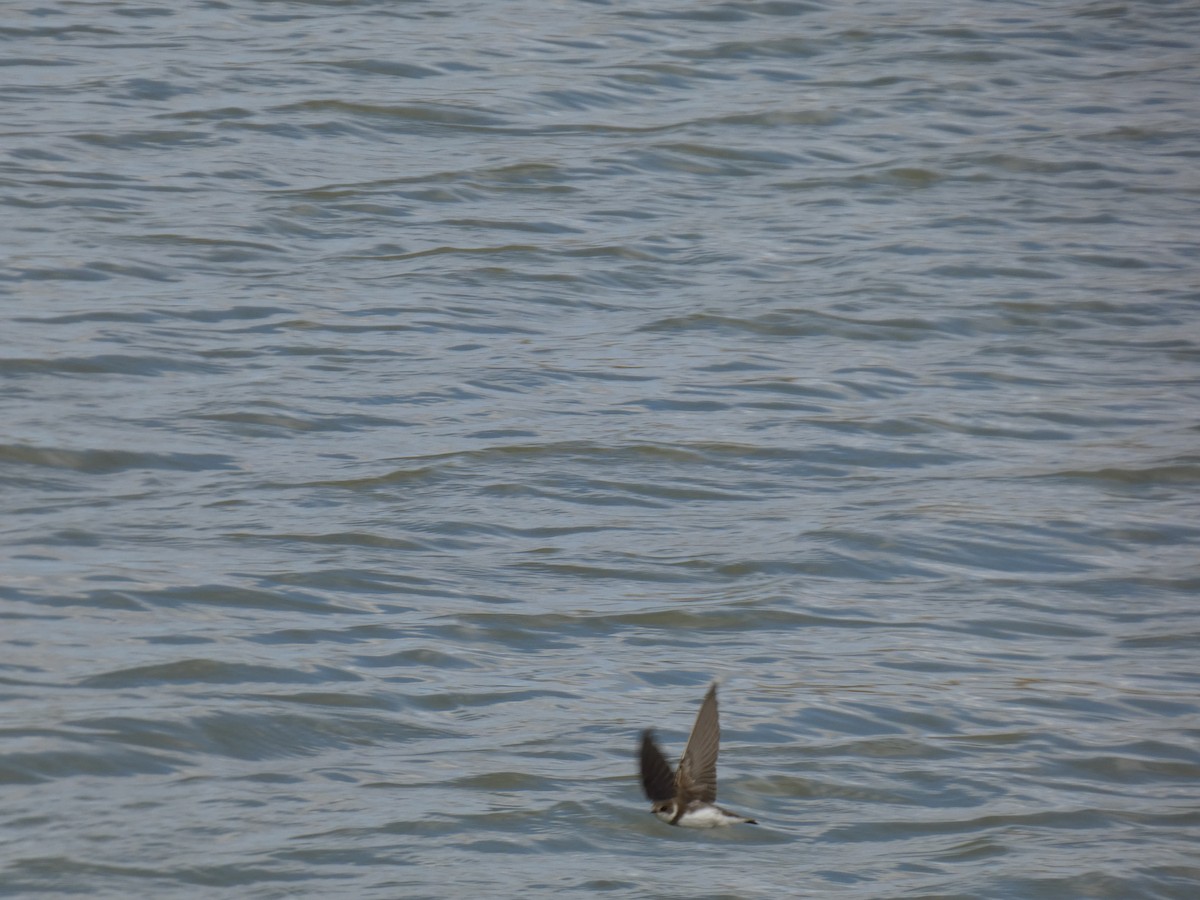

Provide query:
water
left=2, top=1, right=1199, bottom=897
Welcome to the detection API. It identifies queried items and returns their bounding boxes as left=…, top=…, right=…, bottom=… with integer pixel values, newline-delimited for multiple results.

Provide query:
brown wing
left=676, top=682, right=720, bottom=803
left=639, top=729, right=676, bottom=802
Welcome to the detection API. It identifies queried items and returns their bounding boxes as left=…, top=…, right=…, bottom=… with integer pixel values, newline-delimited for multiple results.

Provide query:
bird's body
left=651, top=797, right=756, bottom=828
left=638, top=682, right=757, bottom=828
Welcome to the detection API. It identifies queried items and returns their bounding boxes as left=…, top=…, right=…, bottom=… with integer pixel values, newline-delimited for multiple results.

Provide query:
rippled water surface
left=3, top=1, right=1199, bottom=897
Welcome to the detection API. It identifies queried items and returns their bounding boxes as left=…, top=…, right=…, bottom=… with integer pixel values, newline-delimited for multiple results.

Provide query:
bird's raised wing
left=676, top=682, right=720, bottom=803
left=639, top=729, right=677, bottom=802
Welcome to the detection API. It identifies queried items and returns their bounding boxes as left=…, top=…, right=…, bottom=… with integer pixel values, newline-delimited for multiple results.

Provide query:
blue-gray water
left=2, top=1, right=1198, bottom=897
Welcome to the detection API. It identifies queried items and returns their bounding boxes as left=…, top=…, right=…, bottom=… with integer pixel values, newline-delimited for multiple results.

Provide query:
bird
left=638, top=681, right=758, bottom=827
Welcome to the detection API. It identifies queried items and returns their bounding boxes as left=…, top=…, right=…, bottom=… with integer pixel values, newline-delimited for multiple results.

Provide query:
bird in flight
left=639, top=682, right=758, bottom=827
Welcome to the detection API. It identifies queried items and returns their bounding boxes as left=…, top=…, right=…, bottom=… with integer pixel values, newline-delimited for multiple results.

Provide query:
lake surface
left=2, top=1, right=1198, bottom=897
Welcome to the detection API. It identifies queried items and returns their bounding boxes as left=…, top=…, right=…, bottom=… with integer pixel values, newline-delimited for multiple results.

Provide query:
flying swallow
left=639, top=682, right=757, bottom=827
